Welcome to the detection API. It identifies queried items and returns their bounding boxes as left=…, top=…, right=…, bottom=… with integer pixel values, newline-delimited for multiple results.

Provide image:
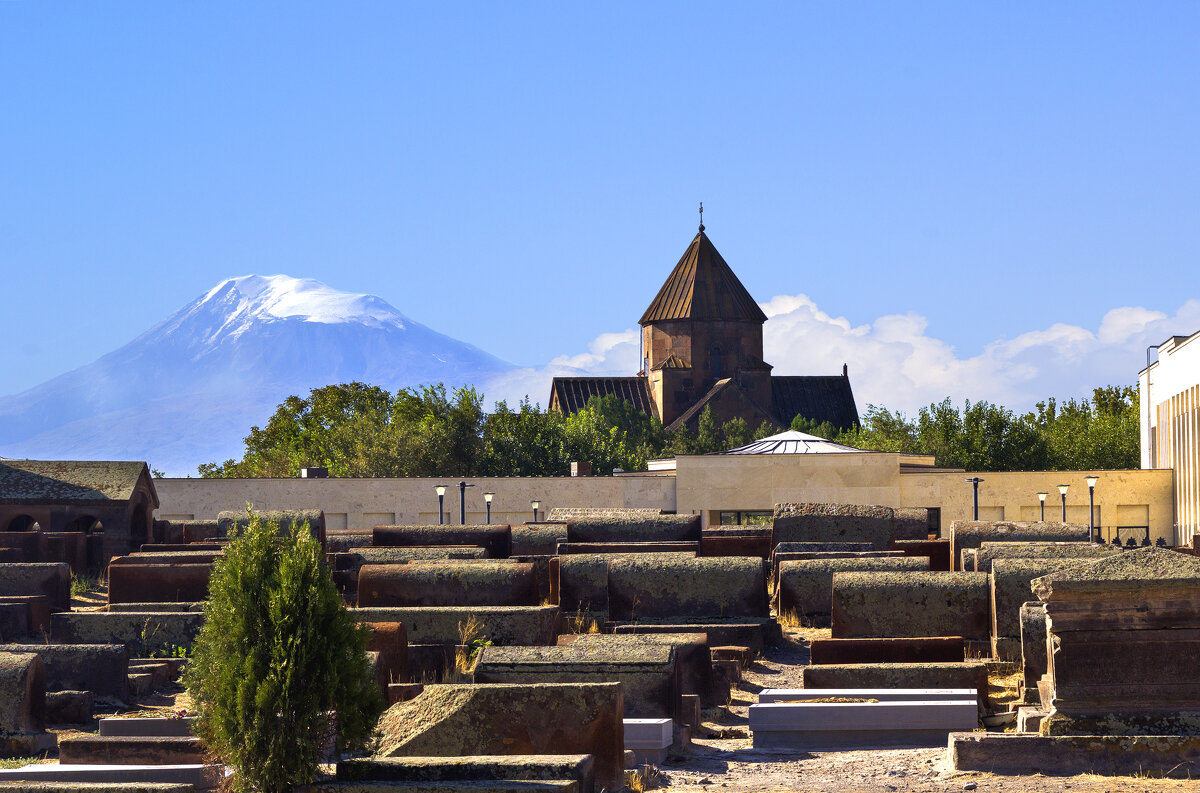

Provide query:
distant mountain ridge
left=0, top=275, right=516, bottom=475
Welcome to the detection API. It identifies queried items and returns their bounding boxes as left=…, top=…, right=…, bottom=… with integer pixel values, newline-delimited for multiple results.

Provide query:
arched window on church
left=711, top=346, right=722, bottom=379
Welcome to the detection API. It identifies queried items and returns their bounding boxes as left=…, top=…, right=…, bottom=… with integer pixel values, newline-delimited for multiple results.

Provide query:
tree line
left=198, top=382, right=1140, bottom=478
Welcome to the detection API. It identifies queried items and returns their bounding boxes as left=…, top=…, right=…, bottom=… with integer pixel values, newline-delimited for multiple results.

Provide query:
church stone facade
left=549, top=224, right=859, bottom=432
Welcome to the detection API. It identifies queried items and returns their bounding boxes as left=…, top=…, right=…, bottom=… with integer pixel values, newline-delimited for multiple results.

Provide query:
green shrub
left=183, top=510, right=383, bottom=793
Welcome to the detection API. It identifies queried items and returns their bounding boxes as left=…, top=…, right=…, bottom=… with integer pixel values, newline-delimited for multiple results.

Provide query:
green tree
left=184, top=512, right=383, bottom=793
left=721, top=417, right=753, bottom=450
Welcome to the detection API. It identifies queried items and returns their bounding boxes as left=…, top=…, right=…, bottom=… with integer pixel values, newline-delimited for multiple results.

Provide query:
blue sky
left=3, top=3, right=1199, bottom=414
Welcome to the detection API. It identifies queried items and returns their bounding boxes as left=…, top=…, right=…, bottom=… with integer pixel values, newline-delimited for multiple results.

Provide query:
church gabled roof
left=548, top=377, right=654, bottom=416
left=639, top=226, right=768, bottom=325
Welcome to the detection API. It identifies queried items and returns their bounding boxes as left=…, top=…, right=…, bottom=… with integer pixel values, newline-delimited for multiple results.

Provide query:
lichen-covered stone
left=772, top=503, right=894, bottom=550
left=949, top=521, right=1089, bottom=571
left=777, top=557, right=927, bottom=617
left=372, top=525, right=510, bottom=559
left=473, top=644, right=677, bottom=719
left=50, top=611, right=205, bottom=653
left=969, top=541, right=1118, bottom=573
left=949, top=732, right=1200, bottom=777
left=1032, top=544, right=1200, bottom=600
left=564, top=514, right=701, bottom=544
left=893, top=508, right=930, bottom=541
left=606, top=556, right=766, bottom=621
left=336, top=754, right=595, bottom=791
left=350, top=606, right=559, bottom=645
left=0, top=651, right=45, bottom=733
left=357, top=561, right=537, bottom=608
left=0, top=643, right=127, bottom=702
left=1018, top=602, right=1047, bottom=695
left=0, top=563, right=70, bottom=612
left=511, top=523, right=566, bottom=556
left=830, top=571, right=990, bottom=640
left=107, top=563, right=212, bottom=604
left=558, top=632, right=725, bottom=706
left=801, top=661, right=988, bottom=706
left=773, top=542, right=874, bottom=555
left=990, top=558, right=1100, bottom=645
left=374, top=682, right=624, bottom=790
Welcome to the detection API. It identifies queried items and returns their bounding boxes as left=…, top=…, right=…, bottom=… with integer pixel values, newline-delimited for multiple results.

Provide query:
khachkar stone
left=1031, top=546, right=1200, bottom=736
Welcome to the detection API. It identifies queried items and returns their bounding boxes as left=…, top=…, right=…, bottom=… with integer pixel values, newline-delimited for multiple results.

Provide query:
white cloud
left=485, top=297, right=1200, bottom=417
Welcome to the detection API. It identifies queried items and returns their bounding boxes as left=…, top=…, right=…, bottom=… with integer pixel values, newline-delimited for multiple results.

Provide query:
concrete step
left=58, top=735, right=206, bottom=765
left=99, top=716, right=197, bottom=737
left=0, top=763, right=218, bottom=791
left=750, top=699, right=979, bottom=749
left=336, top=756, right=593, bottom=793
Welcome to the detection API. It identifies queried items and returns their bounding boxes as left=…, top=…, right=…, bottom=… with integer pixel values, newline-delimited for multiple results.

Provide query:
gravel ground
left=652, top=628, right=1197, bottom=793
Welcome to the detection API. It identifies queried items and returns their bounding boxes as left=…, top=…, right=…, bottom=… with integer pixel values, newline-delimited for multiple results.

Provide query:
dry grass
left=562, top=605, right=602, bottom=635
left=624, top=765, right=665, bottom=792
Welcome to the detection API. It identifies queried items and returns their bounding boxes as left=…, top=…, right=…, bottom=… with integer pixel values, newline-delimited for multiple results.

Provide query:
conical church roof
left=639, top=226, right=768, bottom=325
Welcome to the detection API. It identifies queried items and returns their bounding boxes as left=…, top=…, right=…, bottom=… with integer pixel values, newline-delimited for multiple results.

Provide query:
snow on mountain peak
left=203, top=275, right=407, bottom=327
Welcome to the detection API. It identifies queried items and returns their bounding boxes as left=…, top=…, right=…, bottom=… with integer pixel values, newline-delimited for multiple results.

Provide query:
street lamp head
left=1058, top=484, right=1069, bottom=496
left=434, top=485, right=447, bottom=497
left=1085, top=475, right=1099, bottom=489
left=1037, top=492, right=1048, bottom=503
left=484, top=492, right=494, bottom=503
left=530, top=499, right=541, bottom=510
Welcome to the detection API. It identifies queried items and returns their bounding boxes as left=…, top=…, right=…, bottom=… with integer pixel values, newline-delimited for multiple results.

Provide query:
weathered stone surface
left=777, top=557, right=927, bottom=618
left=893, top=508, right=930, bottom=542
left=0, top=784, right=193, bottom=793
left=0, top=533, right=48, bottom=564
left=606, top=556, right=766, bottom=621
left=474, top=644, right=678, bottom=719
left=0, top=643, right=128, bottom=702
left=337, top=755, right=595, bottom=793
left=773, top=542, right=873, bottom=555
left=110, top=552, right=223, bottom=566
left=555, top=556, right=609, bottom=615
left=892, top=539, right=951, bottom=572
left=57, top=735, right=205, bottom=765
left=809, top=637, right=964, bottom=665
left=772, top=503, right=894, bottom=550
left=154, top=518, right=221, bottom=545
left=373, top=525, right=509, bottom=559
left=700, top=528, right=772, bottom=560
left=42, top=533, right=87, bottom=574
left=0, top=595, right=51, bottom=634
left=949, top=521, right=1089, bottom=571
left=0, top=601, right=30, bottom=640
left=556, top=542, right=699, bottom=555
left=830, top=571, right=990, bottom=640
left=948, top=732, right=1200, bottom=777
left=970, top=541, right=1118, bottom=573
left=990, top=559, right=1095, bottom=654
left=558, top=632, right=724, bottom=706
left=801, top=662, right=988, bottom=707
left=0, top=563, right=70, bottom=612
left=107, top=564, right=212, bottom=604
left=1018, top=603, right=1047, bottom=696
left=612, top=622, right=774, bottom=652
left=1032, top=547, right=1200, bottom=736
left=217, top=509, right=326, bottom=547
left=51, top=612, right=205, bottom=654
left=564, top=514, right=700, bottom=544
left=325, top=530, right=373, bottom=552
left=351, top=606, right=559, bottom=646
left=45, top=689, right=92, bottom=724
left=374, top=682, right=624, bottom=791
left=0, top=651, right=45, bottom=733
left=357, top=561, right=537, bottom=608
left=106, top=602, right=205, bottom=613
left=364, top=621, right=409, bottom=687
left=511, top=524, right=566, bottom=556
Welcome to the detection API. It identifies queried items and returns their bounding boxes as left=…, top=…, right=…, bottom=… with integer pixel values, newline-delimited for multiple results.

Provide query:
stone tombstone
left=948, top=521, right=1089, bottom=572
left=558, top=631, right=725, bottom=706
left=0, top=563, right=71, bottom=612
left=372, top=525, right=510, bottom=559
left=564, top=514, right=701, bottom=544
left=373, top=681, right=625, bottom=791
left=605, top=555, right=766, bottom=622
left=893, top=507, right=931, bottom=541
left=1018, top=602, right=1048, bottom=703
left=772, top=503, right=895, bottom=550
left=776, top=557, right=928, bottom=619
left=1031, top=546, right=1200, bottom=735
left=830, top=571, right=991, bottom=641
left=107, top=563, right=213, bottom=604
left=893, top=539, right=952, bottom=572
left=356, top=561, right=538, bottom=608
left=989, top=557, right=1101, bottom=661
left=511, top=523, right=566, bottom=556
left=0, top=650, right=45, bottom=733
left=969, top=541, right=1119, bottom=573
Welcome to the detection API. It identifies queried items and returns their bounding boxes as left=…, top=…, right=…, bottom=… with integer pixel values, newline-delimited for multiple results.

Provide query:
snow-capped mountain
left=0, top=275, right=515, bottom=475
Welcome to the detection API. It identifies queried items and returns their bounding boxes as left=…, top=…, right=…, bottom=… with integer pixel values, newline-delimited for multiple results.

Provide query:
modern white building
left=1140, top=330, right=1200, bottom=547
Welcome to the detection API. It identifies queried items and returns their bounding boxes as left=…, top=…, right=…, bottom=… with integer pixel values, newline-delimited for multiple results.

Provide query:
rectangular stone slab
left=58, top=735, right=205, bottom=765
left=948, top=521, right=1088, bottom=572
left=800, top=663, right=988, bottom=708
left=611, top=621, right=773, bottom=652
left=336, top=755, right=595, bottom=793
left=0, top=563, right=70, bottom=612
left=809, top=637, right=964, bottom=665
left=777, top=557, right=928, bottom=618
left=971, top=541, right=1118, bottom=573
left=564, top=514, right=700, bottom=544
left=605, top=556, right=766, bottom=621
left=830, top=571, right=990, bottom=640
left=372, top=525, right=510, bottom=559
left=772, top=504, right=895, bottom=550
left=350, top=606, right=559, bottom=645
left=557, top=542, right=698, bottom=555
left=750, top=699, right=977, bottom=748
left=51, top=612, right=205, bottom=654
left=759, top=688, right=976, bottom=703
left=1018, top=602, right=1048, bottom=694
left=107, top=563, right=212, bottom=604
left=356, top=561, right=537, bottom=608
left=893, top=539, right=951, bottom=572
left=990, top=559, right=1093, bottom=652
left=0, top=643, right=128, bottom=702
left=559, top=632, right=724, bottom=706
left=100, top=716, right=197, bottom=737
left=948, top=732, right=1200, bottom=777
left=0, top=764, right=219, bottom=789
left=473, top=644, right=679, bottom=720
left=373, top=682, right=624, bottom=791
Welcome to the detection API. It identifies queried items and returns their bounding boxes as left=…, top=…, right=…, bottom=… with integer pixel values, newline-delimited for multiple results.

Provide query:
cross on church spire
left=698, top=202, right=705, bottom=232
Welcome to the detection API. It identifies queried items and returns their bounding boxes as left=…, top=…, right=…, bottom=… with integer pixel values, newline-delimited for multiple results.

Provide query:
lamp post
left=458, top=481, right=475, bottom=525
left=484, top=492, right=494, bottom=525
left=964, top=477, right=984, bottom=521
left=530, top=499, right=541, bottom=523
left=434, top=484, right=447, bottom=525
left=1037, top=492, right=1048, bottom=522
left=1085, top=475, right=1099, bottom=543
left=1058, top=484, right=1069, bottom=522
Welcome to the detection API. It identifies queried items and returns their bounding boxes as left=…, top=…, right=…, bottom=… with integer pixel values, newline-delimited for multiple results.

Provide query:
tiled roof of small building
left=548, top=377, right=655, bottom=416
left=639, top=228, right=768, bottom=325
left=651, top=353, right=691, bottom=371
left=771, top=375, right=860, bottom=431
left=0, top=460, right=152, bottom=504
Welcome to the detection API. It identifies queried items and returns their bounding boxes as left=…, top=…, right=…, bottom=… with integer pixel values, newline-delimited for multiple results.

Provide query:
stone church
left=549, top=222, right=859, bottom=432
